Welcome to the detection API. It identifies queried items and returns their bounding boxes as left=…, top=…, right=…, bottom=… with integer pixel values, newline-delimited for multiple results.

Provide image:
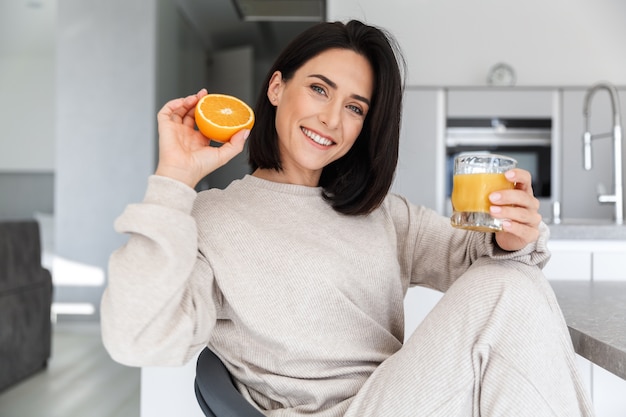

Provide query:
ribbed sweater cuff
left=142, top=175, right=197, bottom=214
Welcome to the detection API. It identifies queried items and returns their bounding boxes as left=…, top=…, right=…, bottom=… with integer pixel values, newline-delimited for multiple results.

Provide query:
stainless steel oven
left=445, top=117, right=552, bottom=199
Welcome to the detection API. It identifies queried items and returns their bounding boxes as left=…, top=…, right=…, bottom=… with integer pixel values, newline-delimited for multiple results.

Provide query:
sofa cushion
left=0, top=278, right=52, bottom=391
left=0, top=221, right=46, bottom=291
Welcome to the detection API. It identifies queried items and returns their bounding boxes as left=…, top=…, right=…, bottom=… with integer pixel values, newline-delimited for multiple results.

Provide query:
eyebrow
left=308, top=74, right=371, bottom=106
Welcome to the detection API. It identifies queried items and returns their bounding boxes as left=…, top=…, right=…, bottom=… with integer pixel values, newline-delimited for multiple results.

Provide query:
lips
left=301, top=127, right=334, bottom=147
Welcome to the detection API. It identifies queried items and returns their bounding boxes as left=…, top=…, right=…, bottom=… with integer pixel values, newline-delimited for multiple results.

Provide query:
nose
left=319, top=101, right=342, bottom=130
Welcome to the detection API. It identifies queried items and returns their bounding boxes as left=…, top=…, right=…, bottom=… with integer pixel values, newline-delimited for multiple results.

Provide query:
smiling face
left=258, top=48, right=374, bottom=186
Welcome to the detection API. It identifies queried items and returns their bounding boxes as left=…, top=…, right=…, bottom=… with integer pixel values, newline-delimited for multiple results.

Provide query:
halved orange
left=194, top=93, right=255, bottom=142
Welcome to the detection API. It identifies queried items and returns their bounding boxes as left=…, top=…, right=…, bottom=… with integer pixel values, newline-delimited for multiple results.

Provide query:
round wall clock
left=487, top=62, right=516, bottom=86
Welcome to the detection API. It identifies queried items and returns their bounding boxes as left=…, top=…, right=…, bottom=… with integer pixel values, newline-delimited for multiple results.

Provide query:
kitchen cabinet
left=394, top=87, right=560, bottom=216
left=542, top=248, right=592, bottom=280
left=403, top=286, right=443, bottom=341
left=545, top=239, right=626, bottom=417
left=447, top=88, right=554, bottom=118
left=445, top=88, right=560, bottom=220
left=593, top=249, right=626, bottom=280
left=396, top=85, right=626, bottom=220
left=393, top=87, right=444, bottom=212
left=397, top=85, right=626, bottom=223
left=546, top=239, right=626, bottom=281
left=594, top=365, right=626, bottom=417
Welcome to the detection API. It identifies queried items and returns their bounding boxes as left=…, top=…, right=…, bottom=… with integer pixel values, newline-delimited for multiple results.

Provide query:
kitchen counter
left=549, top=222, right=626, bottom=240
left=550, top=281, right=626, bottom=380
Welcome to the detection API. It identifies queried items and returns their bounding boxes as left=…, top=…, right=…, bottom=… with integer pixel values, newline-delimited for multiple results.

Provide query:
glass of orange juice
left=450, top=153, right=517, bottom=232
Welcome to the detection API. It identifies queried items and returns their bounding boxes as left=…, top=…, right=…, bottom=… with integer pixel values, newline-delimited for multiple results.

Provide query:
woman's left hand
left=489, top=168, right=542, bottom=251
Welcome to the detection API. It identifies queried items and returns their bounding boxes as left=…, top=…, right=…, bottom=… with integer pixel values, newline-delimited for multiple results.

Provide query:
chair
left=195, top=347, right=265, bottom=417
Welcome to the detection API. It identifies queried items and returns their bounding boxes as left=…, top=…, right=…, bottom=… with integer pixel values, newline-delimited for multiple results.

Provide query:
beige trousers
left=344, top=258, right=595, bottom=417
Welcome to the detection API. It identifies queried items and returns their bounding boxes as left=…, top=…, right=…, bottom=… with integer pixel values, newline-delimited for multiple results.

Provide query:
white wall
left=0, top=0, right=56, bottom=172
left=54, top=0, right=160, bottom=312
left=328, top=0, right=626, bottom=87
left=53, top=0, right=209, bottom=315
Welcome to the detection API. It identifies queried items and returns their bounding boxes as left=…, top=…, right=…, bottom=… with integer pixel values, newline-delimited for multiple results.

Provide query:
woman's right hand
left=154, top=89, right=250, bottom=188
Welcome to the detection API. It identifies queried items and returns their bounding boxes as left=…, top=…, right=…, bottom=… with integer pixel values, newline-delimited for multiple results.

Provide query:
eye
left=310, top=84, right=327, bottom=96
left=347, top=104, right=364, bottom=116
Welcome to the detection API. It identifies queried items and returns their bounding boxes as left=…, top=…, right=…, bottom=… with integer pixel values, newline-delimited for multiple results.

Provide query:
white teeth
left=302, top=128, right=333, bottom=146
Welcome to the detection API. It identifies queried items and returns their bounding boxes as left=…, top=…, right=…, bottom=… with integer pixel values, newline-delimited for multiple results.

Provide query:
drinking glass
left=450, top=153, right=517, bottom=232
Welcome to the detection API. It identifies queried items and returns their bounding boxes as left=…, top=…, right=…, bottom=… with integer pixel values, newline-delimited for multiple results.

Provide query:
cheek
left=274, top=107, right=291, bottom=138
left=344, top=120, right=364, bottom=145
left=275, top=98, right=302, bottom=132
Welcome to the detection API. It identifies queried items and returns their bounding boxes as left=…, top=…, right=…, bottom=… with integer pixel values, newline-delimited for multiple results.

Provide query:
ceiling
left=0, top=0, right=322, bottom=61
left=176, top=0, right=324, bottom=60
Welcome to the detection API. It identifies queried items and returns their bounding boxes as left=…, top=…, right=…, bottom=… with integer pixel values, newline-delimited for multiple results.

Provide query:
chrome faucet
left=582, top=81, right=624, bottom=225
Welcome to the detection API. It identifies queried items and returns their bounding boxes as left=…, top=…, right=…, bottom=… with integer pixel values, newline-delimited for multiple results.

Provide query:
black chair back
left=194, top=347, right=265, bottom=417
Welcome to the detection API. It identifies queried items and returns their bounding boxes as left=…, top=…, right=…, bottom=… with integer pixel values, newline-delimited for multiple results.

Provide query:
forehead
left=296, top=48, right=374, bottom=97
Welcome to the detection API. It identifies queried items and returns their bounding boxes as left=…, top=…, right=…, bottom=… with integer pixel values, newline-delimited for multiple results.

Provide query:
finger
left=489, top=188, right=541, bottom=226
left=220, top=129, right=250, bottom=161
left=490, top=189, right=540, bottom=211
left=181, top=89, right=210, bottom=128
left=158, top=92, right=205, bottom=125
left=221, top=129, right=251, bottom=155
left=195, top=129, right=251, bottom=173
left=504, top=169, right=533, bottom=193
left=180, top=92, right=204, bottom=122
left=490, top=204, right=542, bottom=227
left=157, top=97, right=185, bottom=122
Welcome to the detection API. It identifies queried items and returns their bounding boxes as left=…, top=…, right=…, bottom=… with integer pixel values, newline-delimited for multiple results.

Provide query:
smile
left=301, top=127, right=334, bottom=146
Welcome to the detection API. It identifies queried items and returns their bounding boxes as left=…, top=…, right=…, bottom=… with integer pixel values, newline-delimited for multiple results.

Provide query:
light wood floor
left=0, top=322, right=140, bottom=417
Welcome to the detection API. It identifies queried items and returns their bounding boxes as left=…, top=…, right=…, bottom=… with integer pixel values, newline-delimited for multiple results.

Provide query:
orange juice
left=451, top=172, right=513, bottom=213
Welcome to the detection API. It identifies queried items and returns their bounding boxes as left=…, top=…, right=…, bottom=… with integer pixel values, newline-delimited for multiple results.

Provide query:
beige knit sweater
left=100, top=174, right=550, bottom=416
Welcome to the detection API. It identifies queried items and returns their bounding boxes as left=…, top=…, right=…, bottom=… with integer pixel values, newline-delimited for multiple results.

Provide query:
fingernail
left=489, top=193, right=501, bottom=202
left=505, top=171, right=515, bottom=180
left=243, top=129, right=251, bottom=140
left=490, top=205, right=502, bottom=214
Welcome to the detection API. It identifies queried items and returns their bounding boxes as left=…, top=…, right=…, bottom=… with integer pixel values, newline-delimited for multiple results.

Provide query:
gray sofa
left=0, top=220, right=53, bottom=392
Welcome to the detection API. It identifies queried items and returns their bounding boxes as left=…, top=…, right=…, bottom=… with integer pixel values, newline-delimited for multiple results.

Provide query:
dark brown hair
left=248, top=20, right=405, bottom=215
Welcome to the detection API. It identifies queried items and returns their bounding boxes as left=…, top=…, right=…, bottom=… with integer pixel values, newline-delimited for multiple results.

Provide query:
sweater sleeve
left=385, top=194, right=551, bottom=294
left=100, top=175, right=218, bottom=367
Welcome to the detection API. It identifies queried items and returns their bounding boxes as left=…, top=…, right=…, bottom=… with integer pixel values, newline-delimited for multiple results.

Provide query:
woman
left=101, top=20, right=594, bottom=416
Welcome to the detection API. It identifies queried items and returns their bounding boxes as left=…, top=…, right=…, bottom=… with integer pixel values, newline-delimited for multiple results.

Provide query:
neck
left=252, top=168, right=320, bottom=187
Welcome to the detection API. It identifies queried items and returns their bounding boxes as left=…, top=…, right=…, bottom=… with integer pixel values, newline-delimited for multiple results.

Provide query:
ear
left=267, top=71, right=283, bottom=106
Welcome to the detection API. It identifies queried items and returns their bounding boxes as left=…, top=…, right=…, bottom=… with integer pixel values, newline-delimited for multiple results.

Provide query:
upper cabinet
left=393, top=88, right=444, bottom=211
left=447, top=88, right=555, bottom=118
